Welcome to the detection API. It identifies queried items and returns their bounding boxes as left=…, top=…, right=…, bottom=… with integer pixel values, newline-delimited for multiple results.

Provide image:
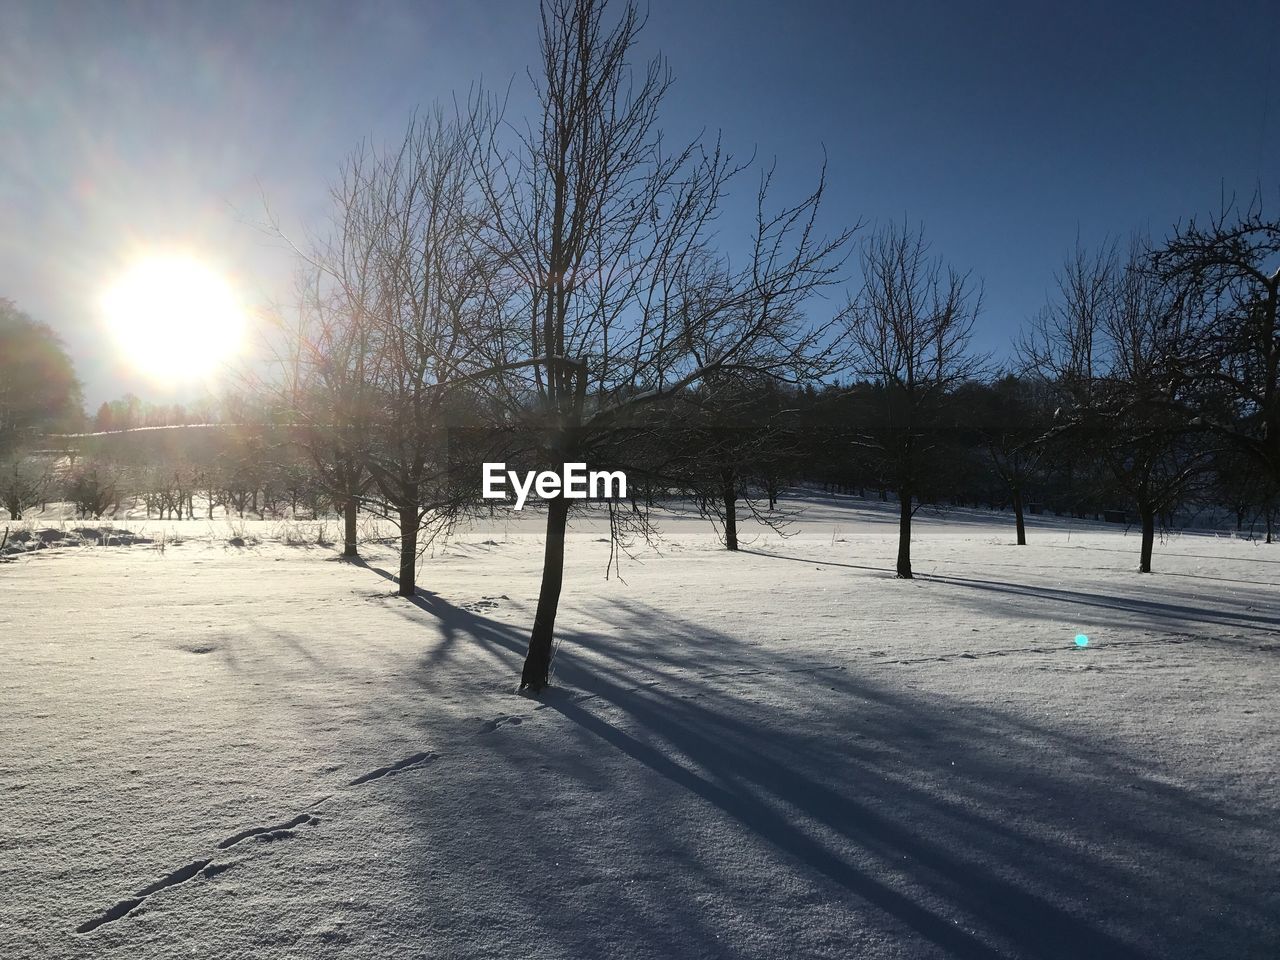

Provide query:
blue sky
left=3, top=0, right=1277, bottom=404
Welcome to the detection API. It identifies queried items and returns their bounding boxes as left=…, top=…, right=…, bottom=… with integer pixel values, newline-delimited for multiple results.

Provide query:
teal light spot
left=1075, top=634, right=1089, bottom=647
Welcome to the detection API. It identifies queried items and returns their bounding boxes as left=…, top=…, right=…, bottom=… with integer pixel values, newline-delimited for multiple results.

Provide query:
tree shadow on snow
left=917, top=572, right=1280, bottom=636
left=368, top=567, right=1277, bottom=959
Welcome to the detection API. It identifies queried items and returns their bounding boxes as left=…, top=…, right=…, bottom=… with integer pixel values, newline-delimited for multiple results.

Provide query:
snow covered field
left=2, top=496, right=1278, bottom=959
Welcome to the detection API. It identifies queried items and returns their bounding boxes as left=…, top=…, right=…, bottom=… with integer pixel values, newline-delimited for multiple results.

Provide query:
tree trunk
left=521, top=496, right=571, bottom=691
left=1139, top=504, right=1155, bottom=573
left=1012, top=486, right=1026, bottom=546
left=397, top=504, right=419, bottom=596
left=896, top=489, right=913, bottom=579
left=722, top=465, right=738, bottom=551
left=343, top=498, right=359, bottom=558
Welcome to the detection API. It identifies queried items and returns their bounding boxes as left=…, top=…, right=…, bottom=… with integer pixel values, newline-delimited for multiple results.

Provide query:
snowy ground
left=2, top=496, right=1278, bottom=959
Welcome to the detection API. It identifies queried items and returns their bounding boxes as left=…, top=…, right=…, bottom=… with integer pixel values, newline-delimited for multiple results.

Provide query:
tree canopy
left=0, top=298, right=83, bottom=456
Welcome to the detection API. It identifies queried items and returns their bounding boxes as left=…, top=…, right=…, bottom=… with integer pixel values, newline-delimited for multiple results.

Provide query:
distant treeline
left=8, top=368, right=1275, bottom=549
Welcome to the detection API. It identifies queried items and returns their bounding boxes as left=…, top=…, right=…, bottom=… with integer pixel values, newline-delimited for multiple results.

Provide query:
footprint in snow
left=481, top=715, right=524, bottom=733
left=178, top=643, right=218, bottom=655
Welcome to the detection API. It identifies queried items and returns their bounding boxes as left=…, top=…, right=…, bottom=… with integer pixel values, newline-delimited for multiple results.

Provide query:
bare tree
left=276, top=111, right=498, bottom=591
left=966, top=373, right=1052, bottom=545
left=0, top=455, right=51, bottom=520
left=468, top=0, right=851, bottom=690
left=277, top=266, right=374, bottom=558
left=66, top=460, right=119, bottom=520
left=841, top=221, right=984, bottom=578
left=1152, top=200, right=1280, bottom=489
left=680, top=370, right=803, bottom=550
left=1102, top=244, right=1210, bottom=571
left=1024, top=240, right=1209, bottom=571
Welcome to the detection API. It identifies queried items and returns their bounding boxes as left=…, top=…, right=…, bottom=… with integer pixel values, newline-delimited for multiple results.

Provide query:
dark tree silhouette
left=469, top=0, right=850, bottom=690
left=1153, top=202, right=1280, bottom=489
left=277, top=112, right=495, bottom=588
left=1024, top=241, right=1209, bottom=571
left=963, top=374, right=1052, bottom=545
left=0, top=455, right=50, bottom=520
left=840, top=222, right=984, bottom=578
left=0, top=299, right=82, bottom=459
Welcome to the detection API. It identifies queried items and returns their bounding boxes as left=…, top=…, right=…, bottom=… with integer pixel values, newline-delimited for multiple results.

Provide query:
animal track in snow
left=76, top=731, right=500, bottom=936
left=76, top=858, right=212, bottom=933
left=462, top=594, right=508, bottom=613
left=135, top=858, right=214, bottom=896
left=178, top=643, right=218, bottom=655
left=348, top=751, right=436, bottom=785
left=77, top=746, right=442, bottom=936
left=480, top=714, right=524, bottom=733
left=76, top=897, right=147, bottom=934
left=76, top=815, right=322, bottom=934
left=218, top=813, right=318, bottom=849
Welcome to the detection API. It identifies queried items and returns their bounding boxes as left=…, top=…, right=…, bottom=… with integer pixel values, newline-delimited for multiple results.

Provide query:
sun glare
left=101, top=255, right=246, bottom=383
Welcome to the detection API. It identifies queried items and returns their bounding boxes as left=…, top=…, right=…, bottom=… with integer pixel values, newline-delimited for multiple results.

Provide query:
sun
left=101, top=255, right=246, bottom=383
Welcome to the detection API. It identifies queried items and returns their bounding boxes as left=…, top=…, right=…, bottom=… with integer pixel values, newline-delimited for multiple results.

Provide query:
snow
left=2, top=496, right=1278, bottom=958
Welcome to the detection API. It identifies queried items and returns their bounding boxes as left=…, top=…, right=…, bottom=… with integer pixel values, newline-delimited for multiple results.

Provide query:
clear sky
left=3, top=0, right=1277, bottom=405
